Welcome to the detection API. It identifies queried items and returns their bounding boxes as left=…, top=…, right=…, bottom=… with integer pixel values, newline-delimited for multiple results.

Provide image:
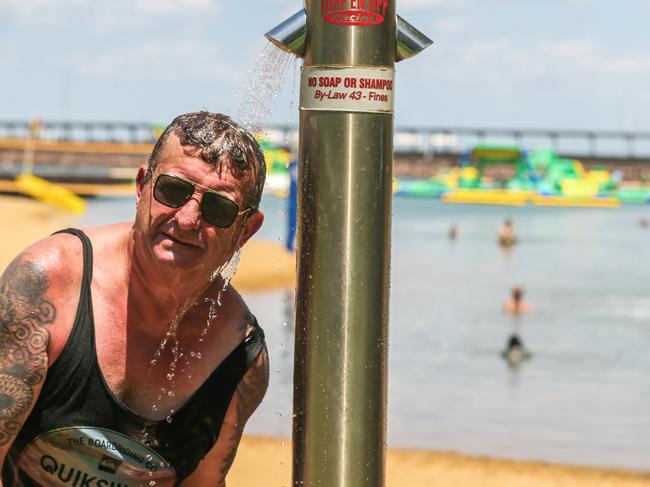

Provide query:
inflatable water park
left=265, top=144, right=650, bottom=207
left=392, top=145, right=650, bottom=207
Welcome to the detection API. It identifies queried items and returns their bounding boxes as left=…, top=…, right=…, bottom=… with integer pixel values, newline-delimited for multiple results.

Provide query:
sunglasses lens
left=201, top=191, right=240, bottom=228
left=154, top=174, right=194, bottom=208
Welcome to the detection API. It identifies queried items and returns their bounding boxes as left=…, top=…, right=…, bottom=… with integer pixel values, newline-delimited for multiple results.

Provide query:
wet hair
left=512, top=286, right=523, bottom=301
left=146, top=112, right=267, bottom=210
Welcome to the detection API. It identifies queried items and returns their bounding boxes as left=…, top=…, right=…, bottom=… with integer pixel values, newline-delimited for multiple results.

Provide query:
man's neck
left=124, top=228, right=219, bottom=337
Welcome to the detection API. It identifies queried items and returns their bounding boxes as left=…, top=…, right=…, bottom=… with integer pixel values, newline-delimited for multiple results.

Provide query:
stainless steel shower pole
left=293, top=2, right=394, bottom=486
left=266, top=4, right=431, bottom=486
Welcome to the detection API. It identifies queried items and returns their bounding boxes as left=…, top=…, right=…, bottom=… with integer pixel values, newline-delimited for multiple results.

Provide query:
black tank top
left=2, top=228, right=265, bottom=486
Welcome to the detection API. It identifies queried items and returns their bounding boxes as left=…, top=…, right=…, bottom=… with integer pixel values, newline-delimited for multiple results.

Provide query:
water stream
left=146, top=249, right=242, bottom=421
left=236, top=42, right=299, bottom=133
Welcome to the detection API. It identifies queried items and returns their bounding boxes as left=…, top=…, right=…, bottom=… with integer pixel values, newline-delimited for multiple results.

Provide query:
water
left=79, top=195, right=650, bottom=471
left=236, top=43, right=299, bottom=133
left=146, top=247, right=241, bottom=417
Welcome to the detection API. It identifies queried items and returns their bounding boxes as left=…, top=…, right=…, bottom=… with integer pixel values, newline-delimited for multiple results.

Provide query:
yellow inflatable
left=15, top=174, right=86, bottom=214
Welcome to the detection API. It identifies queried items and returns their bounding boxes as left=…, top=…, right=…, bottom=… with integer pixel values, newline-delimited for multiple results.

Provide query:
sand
left=2, top=195, right=649, bottom=486
left=231, top=436, right=650, bottom=487
left=232, top=240, right=295, bottom=292
left=1, top=195, right=80, bottom=269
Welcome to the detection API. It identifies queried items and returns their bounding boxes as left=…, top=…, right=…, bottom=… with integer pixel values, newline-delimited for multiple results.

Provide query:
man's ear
left=135, top=165, right=149, bottom=207
left=238, top=210, right=264, bottom=248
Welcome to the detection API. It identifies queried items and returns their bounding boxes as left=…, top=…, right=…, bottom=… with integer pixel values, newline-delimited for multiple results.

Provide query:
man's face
left=133, top=134, right=263, bottom=280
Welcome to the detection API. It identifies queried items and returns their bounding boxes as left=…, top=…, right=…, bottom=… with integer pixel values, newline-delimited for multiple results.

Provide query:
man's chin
left=151, top=242, right=204, bottom=270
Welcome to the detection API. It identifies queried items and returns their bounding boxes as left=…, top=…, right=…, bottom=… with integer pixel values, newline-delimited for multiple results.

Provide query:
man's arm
left=182, top=345, right=270, bottom=487
left=0, top=254, right=54, bottom=468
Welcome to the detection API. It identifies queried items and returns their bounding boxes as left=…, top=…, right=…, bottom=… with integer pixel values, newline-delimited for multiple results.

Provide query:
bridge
left=1, top=120, right=649, bottom=182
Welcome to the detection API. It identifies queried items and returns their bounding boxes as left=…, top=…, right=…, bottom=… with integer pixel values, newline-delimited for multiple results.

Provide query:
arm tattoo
left=218, top=347, right=269, bottom=480
left=235, top=347, right=269, bottom=421
left=0, top=258, right=55, bottom=446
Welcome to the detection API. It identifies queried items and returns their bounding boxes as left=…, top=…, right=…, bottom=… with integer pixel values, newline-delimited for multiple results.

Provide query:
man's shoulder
left=6, top=230, right=85, bottom=282
left=0, top=231, right=90, bottom=359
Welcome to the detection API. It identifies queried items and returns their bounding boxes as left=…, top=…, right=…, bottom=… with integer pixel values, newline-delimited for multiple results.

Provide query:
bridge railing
left=2, top=121, right=650, bottom=159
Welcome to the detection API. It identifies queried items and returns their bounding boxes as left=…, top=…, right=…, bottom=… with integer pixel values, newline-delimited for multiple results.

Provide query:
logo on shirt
left=98, top=455, right=123, bottom=474
left=17, top=426, right=176, bottom=486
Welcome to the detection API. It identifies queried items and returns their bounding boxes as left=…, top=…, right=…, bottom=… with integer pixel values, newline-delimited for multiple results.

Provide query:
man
left=0, top=112, right=269, bottom=486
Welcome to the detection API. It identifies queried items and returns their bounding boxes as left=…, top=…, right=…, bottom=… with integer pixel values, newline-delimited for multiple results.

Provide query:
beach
left=2, top=194, right=650, bottom=486
left=230, top=436, right=650, bottom=487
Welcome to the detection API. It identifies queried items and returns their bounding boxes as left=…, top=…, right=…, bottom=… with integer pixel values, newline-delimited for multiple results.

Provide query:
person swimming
left=504, top=286, right=531, bottom=315
left=501, top=333, right=531, bottom=367
left=498, top=218, right=518, bottom=247
left=448, top=223, right=459, bottom=240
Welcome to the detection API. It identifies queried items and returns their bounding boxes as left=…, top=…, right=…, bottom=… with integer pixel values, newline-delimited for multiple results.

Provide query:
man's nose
left=175, top=195, right=202, bottom=229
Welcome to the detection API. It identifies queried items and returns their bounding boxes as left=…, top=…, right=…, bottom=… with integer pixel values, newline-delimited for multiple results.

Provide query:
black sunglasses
left=153, top=173, right=252, bottom=228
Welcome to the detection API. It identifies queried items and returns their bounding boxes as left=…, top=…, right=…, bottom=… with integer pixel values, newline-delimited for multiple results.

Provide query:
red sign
left=321, top=0, right=389, bottom=26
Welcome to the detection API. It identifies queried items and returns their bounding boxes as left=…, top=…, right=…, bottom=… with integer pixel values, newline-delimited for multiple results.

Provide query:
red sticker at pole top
left=321, top=0, right=389, bottom=26
left=300, top=67, right=395, bottom=114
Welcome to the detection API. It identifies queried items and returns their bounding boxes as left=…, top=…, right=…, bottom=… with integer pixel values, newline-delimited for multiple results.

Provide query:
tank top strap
left=244, top=316, right=266, bottom=368
left=50, top=228, right=95, bottom=355
left=53, top=227, right=93, bottom=286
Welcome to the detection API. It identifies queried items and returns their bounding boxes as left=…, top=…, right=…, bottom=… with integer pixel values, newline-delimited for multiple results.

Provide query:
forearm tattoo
left=218, top=348, right=269, bottom=480
left=0, top=258, right=55, bottom=446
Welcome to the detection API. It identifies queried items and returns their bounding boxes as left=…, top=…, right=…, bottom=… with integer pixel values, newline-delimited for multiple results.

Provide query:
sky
left=2, top=0, right=650, bottom=132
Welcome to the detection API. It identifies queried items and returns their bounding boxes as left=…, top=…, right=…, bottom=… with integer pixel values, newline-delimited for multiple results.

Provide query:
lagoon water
left=80, top=194, right=650, bottom=471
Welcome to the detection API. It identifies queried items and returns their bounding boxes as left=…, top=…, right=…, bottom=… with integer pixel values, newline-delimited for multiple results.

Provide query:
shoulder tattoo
left=0, top=258, right=55, bottom=445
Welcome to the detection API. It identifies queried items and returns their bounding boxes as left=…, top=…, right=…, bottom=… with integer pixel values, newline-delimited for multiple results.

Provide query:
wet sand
left=2, top=195, right=649, bottom=485
left=231, top=436, right=650, bottom=487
